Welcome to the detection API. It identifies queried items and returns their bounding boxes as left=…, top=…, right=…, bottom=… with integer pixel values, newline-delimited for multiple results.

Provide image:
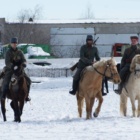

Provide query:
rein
left=93, top=66, right=107, bottom=77
left=93, top=62, right=116, bottom=79
left=12, top=66, right=25, bottom=84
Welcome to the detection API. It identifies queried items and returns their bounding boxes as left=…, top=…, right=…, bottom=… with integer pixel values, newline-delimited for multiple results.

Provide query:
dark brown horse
left=0, top=65, right=28, bottom=122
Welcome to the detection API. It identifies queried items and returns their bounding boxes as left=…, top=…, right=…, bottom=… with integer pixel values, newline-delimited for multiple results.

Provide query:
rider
left=115, top=36, right=140, bottom=94
left=69, top=35, right=104, bottom=95
left=0, top=37, right=31, bottom=101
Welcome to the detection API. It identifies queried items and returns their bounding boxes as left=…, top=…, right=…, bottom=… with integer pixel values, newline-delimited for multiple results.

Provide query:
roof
left=7, top=18, right=140, bottom=24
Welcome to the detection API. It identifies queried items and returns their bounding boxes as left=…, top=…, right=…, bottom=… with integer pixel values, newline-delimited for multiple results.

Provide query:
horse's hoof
left=93, top=112, right=98, bottom=117
left=14, top=119, right=21, bottom=123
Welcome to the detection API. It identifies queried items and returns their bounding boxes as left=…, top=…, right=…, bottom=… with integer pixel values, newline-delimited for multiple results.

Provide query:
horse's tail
left=120, top=93, right=127, bottom=116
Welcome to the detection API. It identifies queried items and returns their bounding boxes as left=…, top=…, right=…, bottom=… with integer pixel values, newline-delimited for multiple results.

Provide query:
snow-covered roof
left=8, top=18, right=140, bottom=24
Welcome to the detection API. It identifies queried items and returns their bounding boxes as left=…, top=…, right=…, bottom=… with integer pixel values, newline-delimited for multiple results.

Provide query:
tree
left=17, top=4, right=42, bottom=23
left=81, top=3, right=94, bottom=19
left=3, top=5, right=49, bottom=45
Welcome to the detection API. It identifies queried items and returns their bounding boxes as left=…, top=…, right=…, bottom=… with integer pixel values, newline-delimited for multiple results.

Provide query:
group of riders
left=0, top=35, right=139, bottom=101
left=69, top=35, right=140, bottom=96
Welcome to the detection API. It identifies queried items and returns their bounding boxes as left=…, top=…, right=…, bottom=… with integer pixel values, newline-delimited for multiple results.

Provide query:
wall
left=2, top=19, right=140, bottom=57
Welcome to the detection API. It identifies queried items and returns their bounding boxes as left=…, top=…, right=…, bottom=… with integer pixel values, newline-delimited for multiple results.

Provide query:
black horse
left=0, top=65, right=28, bottom=122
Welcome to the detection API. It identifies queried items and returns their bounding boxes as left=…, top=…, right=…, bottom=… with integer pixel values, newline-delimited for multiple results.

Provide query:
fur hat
left=10, top=37, right=18, bottom=43
left=130, top=36, right=138, bottom=40
left=86, top=35, right=93, bottom=41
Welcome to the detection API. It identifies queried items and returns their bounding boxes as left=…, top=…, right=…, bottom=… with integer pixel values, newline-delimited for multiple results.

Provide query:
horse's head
left=105, top=58, right=121, bottom=84
left=13, top=65, right=24, bottom=77
left=130, top=54, right=140, bottom=72
left=11, top=64, right=25, bottom=86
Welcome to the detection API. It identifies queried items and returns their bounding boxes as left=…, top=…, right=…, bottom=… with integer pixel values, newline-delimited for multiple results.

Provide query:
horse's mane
left=80, top=58, right=116, bottom=81
left=93, top=60, right=106, bottom=68
left=130, top=54, right=140, bottom=72
left=86, top=60, right=106, bottom=71
left=80, top=60, right=106, bottom=81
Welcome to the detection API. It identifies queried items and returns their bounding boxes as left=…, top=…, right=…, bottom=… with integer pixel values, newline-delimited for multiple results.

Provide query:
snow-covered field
left=1, top=77, right=140, bottom=140
left=0, top=57, right=140, bottom=140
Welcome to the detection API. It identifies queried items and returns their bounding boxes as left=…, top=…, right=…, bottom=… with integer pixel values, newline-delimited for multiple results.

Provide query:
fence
left=25, top=68, right=74, bottom=77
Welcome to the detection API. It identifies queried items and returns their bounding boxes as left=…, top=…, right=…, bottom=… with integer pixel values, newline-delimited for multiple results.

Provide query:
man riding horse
left=0, top=37, right=31, bottom=101
left=69, top=35, right=108, bottom=96
left=115, top=36, right=140, bottom=94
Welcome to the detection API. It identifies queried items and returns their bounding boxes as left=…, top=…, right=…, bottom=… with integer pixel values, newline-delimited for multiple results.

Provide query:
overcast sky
left=1, top=0, right=140, bottom=21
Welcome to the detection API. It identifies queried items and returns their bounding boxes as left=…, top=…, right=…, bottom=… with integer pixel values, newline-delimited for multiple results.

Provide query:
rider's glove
left=14, top=66, right=18, bottom=70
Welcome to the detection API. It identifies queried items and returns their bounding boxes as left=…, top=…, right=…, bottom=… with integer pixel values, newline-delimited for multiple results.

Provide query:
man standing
left=69, top=35, right=100, bottom=95
left=115, top=36, right=140, bottom=94
left=0, top=37, right=31, bottom=101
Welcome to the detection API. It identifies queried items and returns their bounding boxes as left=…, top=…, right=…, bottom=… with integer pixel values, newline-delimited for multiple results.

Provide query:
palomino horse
left=77, top=58, right=121, bottom=119
left=120, top=54, right=140, bottom=117
left=0, top=65, right=28, bottom=122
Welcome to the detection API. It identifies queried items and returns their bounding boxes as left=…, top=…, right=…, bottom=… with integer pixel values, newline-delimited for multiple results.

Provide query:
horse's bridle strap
left=93, top=66, right=106, bottom=77
left=93, top=63, right=115, bottom=79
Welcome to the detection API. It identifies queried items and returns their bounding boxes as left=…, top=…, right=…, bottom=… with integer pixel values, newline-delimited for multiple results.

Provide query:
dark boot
left=102, top=92, right=107, bottom=96
left=69, top=80, right=79, bottom=95
left=102, top=78, right=107, bottom=96
left=114, top=82, right=123, bottom=95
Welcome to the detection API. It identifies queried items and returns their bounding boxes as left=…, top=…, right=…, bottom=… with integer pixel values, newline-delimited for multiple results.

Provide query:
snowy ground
left=0, top=76, right=140, bottom=140
left=0, top=57, right=140, bottom=140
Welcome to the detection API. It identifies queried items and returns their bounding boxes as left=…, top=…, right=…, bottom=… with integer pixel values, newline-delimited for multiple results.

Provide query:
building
left=1, top=18, right=140, bottom=57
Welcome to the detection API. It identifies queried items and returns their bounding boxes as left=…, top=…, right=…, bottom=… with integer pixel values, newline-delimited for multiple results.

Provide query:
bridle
left=11, top=66, right=25, bottom=85
left=133, top=63, right=140, bottom=75
left=93, top=61, right=118, bottom=79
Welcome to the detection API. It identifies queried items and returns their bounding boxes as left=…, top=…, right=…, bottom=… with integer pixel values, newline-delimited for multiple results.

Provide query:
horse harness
left=93, top=61, right=118, bottom=79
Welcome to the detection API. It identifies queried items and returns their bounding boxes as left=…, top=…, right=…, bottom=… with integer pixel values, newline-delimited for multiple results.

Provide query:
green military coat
left=5, top=46, right=26, bottom=71
left=77, top=44, right=100, bottom=69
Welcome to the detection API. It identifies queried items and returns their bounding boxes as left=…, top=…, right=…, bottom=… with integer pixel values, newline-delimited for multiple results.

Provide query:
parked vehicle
left=111, top=43, right=129, bottom=57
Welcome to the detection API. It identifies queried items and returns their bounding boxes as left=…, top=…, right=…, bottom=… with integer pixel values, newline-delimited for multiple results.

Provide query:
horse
left=76, top=58, right=121, bottom=119
left=120, top=54, right=140, bottom=117
left=0, top=65, right=28, bottom=122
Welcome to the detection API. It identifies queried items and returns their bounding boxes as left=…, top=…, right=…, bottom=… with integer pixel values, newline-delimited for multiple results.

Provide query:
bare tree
left=17, top=10, right=29, bottom=23
left=17, top=4, right=42, bottom=23
left=3, top=5, right=49, bottom=45
left=81, top=3, right=94, bottom=19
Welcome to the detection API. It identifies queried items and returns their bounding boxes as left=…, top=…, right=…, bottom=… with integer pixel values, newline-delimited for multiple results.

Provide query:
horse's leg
left=130, top=97, right=136, bottom=117
left=137, top=98, right=140, bottom=117
left=1, top=99, right=6, bottom=121
left=120, top=93, right=127, bottom=116
left=85, top=95, right=91, bottom=119
left=13, top=100, right=21, bottom=122
left=19, top=100, right=25, bottom=116
left=76, top=93, right=84, bottom=118
left=93, top=91, right=103, bottom=117
left=10, top=101, right=16, bottom=121
left=89, top=97, right=95, bottom=118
